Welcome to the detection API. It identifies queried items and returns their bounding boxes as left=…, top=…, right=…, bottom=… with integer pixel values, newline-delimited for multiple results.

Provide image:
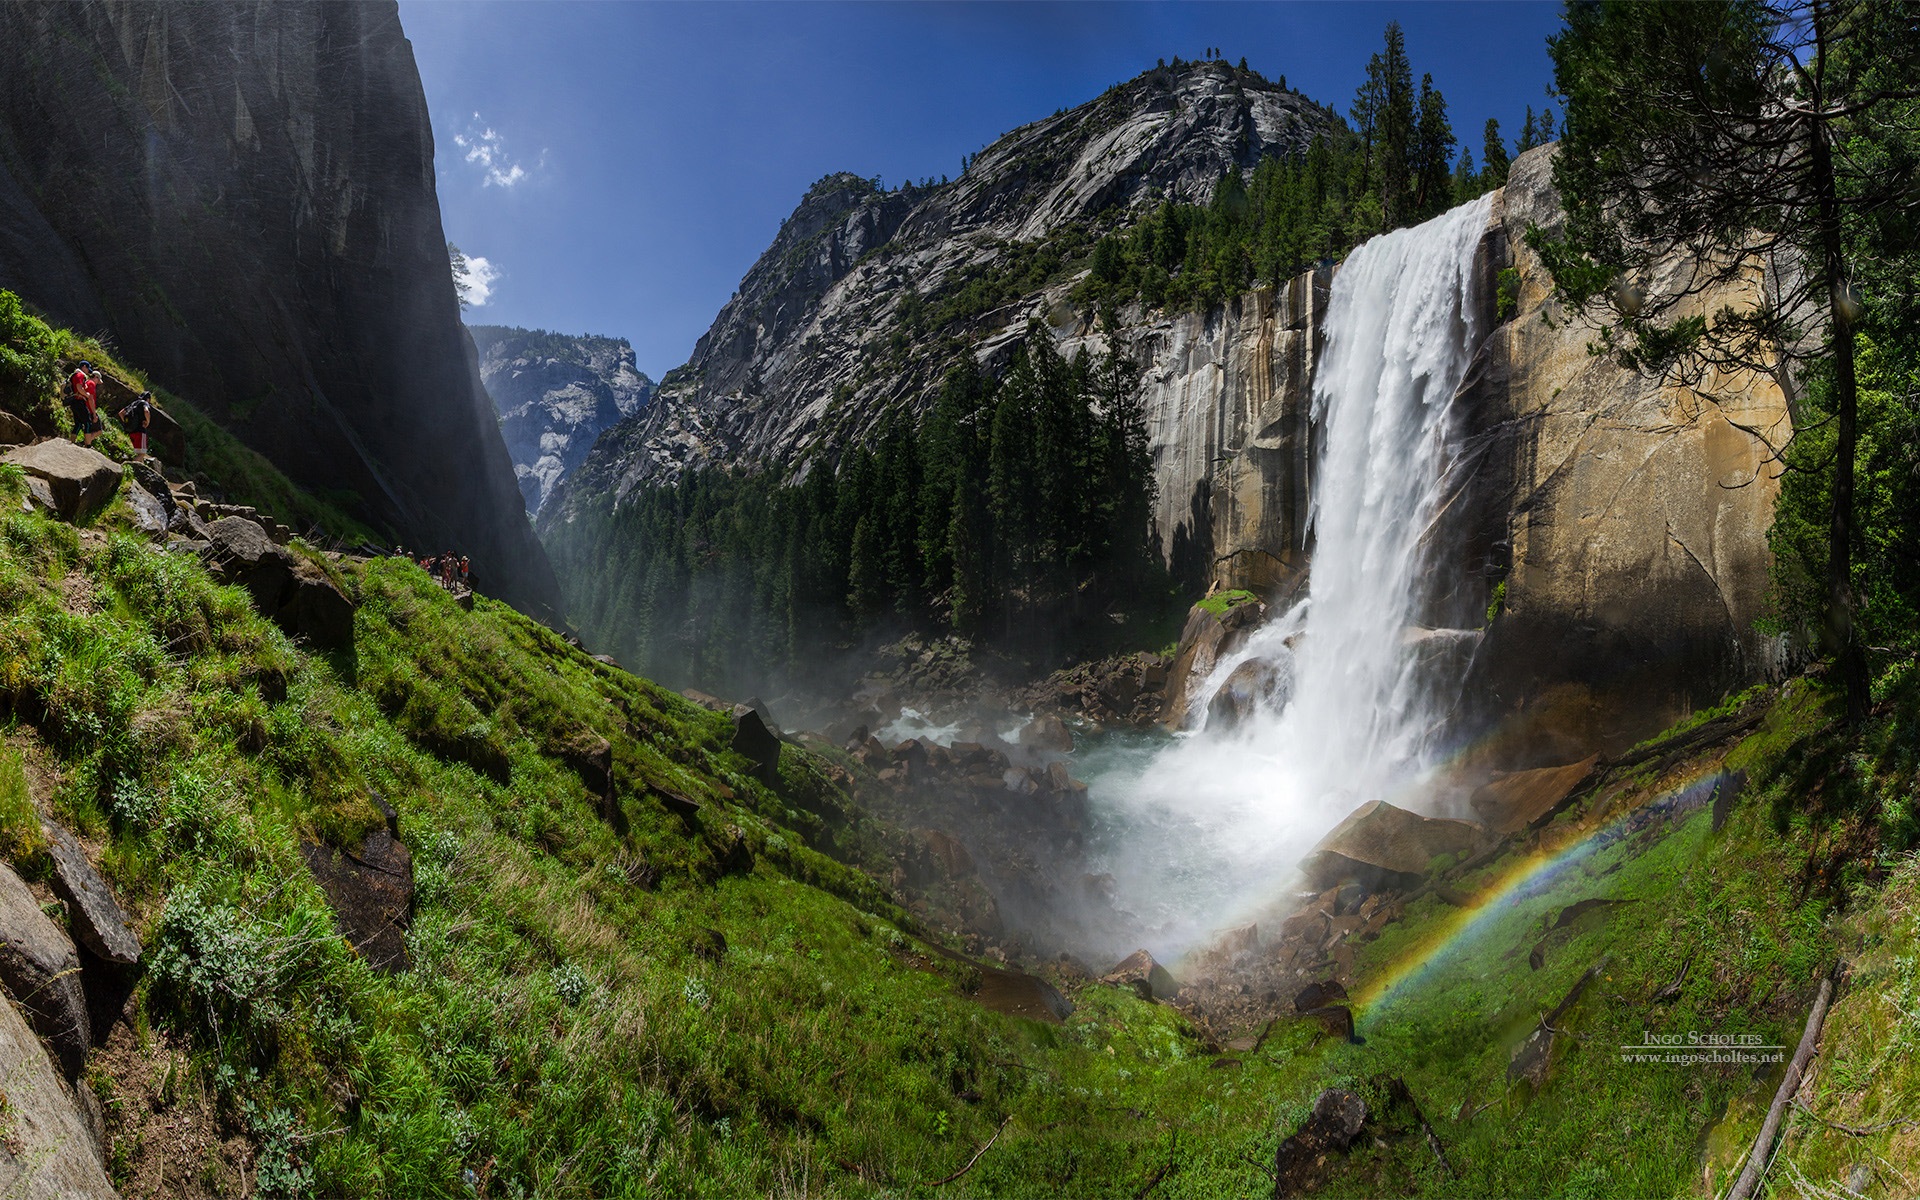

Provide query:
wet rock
left=1022, top=711, right=1075, bottom=753
left=0, top=988, right=118, bottom=1196
left=204, top=517, right=354, bottom=649
left=728, top=706, right=782, bottom=783
left=1272, top=1087, right=1368, bottom=1197
left=1469, top=755, right=1598, bottom=835
left=1163, top=597, right=1268, bottom=729
left=42, top=821, right=141, bottom=967
left=975, top=967, right=1074, bottom=1024
left=1301, top=800, right=1483, bottom=892
left=301, top=814, right=413, bottom=974
left=1206, top=656, right=1289, bottom=731
left=1, top=439, right=120, bottom=521
left=1216, top=922, right=1260, bottom=958
left=1102, top=949, right=1181, bottom=1002
left=921, top=830, right=976, bottom=879
left=0, top=860, right=91, bottom=1076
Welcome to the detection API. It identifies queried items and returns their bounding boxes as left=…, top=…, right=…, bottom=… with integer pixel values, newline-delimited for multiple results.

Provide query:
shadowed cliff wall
left=0, top=1, right=559, bottom=617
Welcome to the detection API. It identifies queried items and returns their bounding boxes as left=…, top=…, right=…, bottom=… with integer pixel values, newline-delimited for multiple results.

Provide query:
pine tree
left=1481, top=118, right=1511, bottom=189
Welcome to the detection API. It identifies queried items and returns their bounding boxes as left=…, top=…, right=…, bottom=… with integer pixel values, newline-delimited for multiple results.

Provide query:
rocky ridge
left=545, top=60, right=1336, bottom=523
left=469, top=326, right=654, bottom=515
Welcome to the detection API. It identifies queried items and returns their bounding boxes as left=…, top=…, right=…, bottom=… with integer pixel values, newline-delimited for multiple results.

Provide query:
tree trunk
left=1808, top=82, right=1869, bottom=724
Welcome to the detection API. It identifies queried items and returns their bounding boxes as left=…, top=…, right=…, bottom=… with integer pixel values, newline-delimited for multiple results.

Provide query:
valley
left=0, top=3, right=1915, bottom=1198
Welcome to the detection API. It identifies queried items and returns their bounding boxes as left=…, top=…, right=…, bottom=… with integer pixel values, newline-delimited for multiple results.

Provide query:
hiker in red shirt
left=78, top=366, right=102, bottom=446
left=68, top=361, right=97, bottom=442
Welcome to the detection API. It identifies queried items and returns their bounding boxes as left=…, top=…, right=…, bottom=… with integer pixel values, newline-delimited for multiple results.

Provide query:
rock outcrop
left=0, top=2, right=560, bottom=618
left=0, top=989, right=117, bottom=1197
left=1301, top=801, right=1482, bottom=892
left=203, top=518, right=355, bottom=650
left=0, top=861, right=91, bottom=1078
left=1, top=440, right=120, bottom=522
left=469, top=326, right=654, bottom=515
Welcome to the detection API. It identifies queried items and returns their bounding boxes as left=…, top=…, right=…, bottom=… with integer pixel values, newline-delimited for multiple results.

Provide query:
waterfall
left=1078, top=195, right=1494, bottom=959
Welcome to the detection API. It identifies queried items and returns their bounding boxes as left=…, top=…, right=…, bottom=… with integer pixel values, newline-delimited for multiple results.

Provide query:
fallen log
left=1725, top=973, right=1836, bottom=1200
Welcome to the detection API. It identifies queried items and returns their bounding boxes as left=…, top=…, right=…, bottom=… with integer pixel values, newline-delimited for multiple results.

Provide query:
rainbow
left=1349, top=765, right=1724, bottom=1020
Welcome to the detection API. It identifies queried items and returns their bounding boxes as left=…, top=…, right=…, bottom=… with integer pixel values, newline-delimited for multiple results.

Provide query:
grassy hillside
left=5, top=291, right=1917, bottom=1197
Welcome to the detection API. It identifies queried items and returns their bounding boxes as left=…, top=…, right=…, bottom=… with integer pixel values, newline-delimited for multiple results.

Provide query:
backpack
left=120, top=398, right=150, bottom=430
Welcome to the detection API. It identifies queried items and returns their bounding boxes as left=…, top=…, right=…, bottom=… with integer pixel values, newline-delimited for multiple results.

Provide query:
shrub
left=0, top=290, right=60, bottom=427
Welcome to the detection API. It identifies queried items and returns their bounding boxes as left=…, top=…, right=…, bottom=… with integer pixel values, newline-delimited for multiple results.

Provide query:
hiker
left=459, top=556, right=470, bottom=589
left=68, top=361, right=101, bottom=444
left=79, top=365, right=103, bottom=446
left=118, top=390, right=154, bottom=463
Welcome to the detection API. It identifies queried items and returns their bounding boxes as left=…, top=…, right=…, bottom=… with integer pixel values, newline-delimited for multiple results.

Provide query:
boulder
left=0, top=409, right=32, bottom=446
left=0, top=861, right=91, bottom=1076
left=729, top=706, right=782, bottom=783
left=1102, top=949, right=1181, bottom=1002
left=301, top=808, right=413, bottom=974
left=204, top=517, right=354, bottom=649
left=42, top=822, right=141, bottom=967
left=1293, top=978, right=1349, bottom=1012
left=921, top=830, right=975, bottom=879
left=0, top=990, right=118, bottom=1196
left=1205, top=656, right=1289, bottom=732
left=1022, top=711, right=1075, bottom=753
left=1301, top=800, right=1483, bottom=891
left=1272, top=1087, right=1369, bottom=1197
left=124, top=482, right=170, bottom=540
left=1470, top=756, right=1599, bottom=835
left=1301, top=1004, right=1356, bottom=1042
left=0, top=440, right=120, bottom=522
left=1162, top=596, right=1268, bottom=729
left=128, top=460, right=173, bottom=513
left=975, top=966, right=1074, bottom=1024
left=168, top=499, right=212, bottom=540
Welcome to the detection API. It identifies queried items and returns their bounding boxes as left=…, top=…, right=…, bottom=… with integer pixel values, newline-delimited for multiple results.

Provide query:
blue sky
left=402, top=1, right=1566, bottom=379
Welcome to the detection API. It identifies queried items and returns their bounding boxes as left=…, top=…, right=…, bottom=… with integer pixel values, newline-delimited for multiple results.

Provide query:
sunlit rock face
left=0, top=1, right=559, bottom=616
left=469, top=327, right=653, bottom=515
left=1454, top=146, right=1793, bottom=762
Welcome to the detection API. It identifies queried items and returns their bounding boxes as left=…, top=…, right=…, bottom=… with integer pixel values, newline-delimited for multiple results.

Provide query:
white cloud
left=452, top=113, right=537, bottom=188
left=454, top=253, right=499, bottom=307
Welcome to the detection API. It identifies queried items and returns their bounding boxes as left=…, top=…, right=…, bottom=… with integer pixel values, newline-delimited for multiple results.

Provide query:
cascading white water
left=1077, top=195, right=1494, bottom=959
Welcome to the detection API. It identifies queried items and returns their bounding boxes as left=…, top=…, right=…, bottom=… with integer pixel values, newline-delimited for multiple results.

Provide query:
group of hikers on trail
left=392, top=546, right=471, bottom=592
left=67, top=359, right=157, bottom=463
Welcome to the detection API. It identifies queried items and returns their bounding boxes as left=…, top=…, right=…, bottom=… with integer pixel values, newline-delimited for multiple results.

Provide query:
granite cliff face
left=0, top=1, right=559, bottom=616
left=468, top=326, right=653, bottom=515
left=547, top=60, right=1336, bottom=523
left=1453, top=147, right=1792, bottom=759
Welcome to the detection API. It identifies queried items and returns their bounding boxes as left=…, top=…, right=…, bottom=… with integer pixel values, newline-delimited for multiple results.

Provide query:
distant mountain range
left=467, top=326, right=653, bottom=515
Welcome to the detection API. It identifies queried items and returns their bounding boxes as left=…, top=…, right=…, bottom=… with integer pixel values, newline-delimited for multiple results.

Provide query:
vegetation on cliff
left=1074, top=24, right=1549, bottom=317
